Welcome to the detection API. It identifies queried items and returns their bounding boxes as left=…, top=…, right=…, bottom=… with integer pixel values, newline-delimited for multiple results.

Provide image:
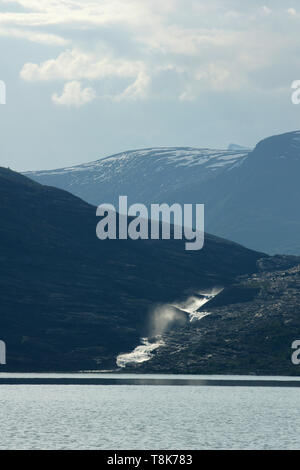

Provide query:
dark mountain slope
left=0, top=167, right=263, bottom=371
left=165, top=131, right=300, bottom=254
left=198, top=131, right=300, bottom=254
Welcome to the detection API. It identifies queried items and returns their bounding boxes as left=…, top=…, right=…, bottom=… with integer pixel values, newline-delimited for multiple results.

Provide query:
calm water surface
left=0, top=374, right=299, bottom=450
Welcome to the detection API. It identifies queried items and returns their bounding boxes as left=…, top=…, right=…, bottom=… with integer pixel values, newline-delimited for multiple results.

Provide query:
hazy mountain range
left=25, top=130, right=300, bottom=255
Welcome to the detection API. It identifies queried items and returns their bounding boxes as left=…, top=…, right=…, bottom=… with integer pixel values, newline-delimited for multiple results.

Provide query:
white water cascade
left=116, top=288, right=223, bottom=368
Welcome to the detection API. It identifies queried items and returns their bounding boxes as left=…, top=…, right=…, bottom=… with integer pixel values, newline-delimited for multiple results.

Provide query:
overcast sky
left=1, top=0, right=300, bottom=170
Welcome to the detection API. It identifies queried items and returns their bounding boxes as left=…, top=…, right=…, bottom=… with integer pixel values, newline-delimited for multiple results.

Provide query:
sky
left=1, top=0, right=300, bottom=171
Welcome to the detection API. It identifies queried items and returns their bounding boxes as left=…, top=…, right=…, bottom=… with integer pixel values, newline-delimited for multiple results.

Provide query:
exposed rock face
left=130, top=256, right=300, bottom=376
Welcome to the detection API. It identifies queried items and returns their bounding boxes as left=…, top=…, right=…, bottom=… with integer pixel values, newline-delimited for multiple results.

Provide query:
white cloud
left=20, top=48, right=144, bottom=82
left=115, top=69, right=150, bottom=101
left=0, top=0, right=158, bottom=27
left=138, top=25, right=238, bottom=56
left=195, top=63, right=242, bottom=91
left=3, top=0, right=300, bottom=104
left=0, top=26, right=69, bottom=45
left=179, top=88, right=196, bottom=102
left=261, top=6, right=272, bottom=15
left=20, top=47, right=151, bottom=101
left=52, top=80, right=96, bottom=107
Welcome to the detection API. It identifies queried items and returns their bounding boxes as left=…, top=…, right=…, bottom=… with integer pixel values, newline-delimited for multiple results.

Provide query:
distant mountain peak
left=227, top=143, right=251, bottom=151
left=24, top=146, right=249, bottom=209
left=251, top=130, right=300, bottom=163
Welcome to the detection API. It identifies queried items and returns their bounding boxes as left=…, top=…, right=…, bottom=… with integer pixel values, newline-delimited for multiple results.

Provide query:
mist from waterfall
left=149, top=304, right=188, bottom=337
left=116, top=287, right=223, bottom=368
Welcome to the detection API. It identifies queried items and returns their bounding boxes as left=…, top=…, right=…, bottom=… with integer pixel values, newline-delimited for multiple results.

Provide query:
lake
left=0, top=374, right=299, bottom=450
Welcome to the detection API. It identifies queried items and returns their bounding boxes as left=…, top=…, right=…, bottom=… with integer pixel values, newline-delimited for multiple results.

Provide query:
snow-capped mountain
left=24, top=131, right=300, bottom=255
left=25, top=147, right=248, bottom=208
